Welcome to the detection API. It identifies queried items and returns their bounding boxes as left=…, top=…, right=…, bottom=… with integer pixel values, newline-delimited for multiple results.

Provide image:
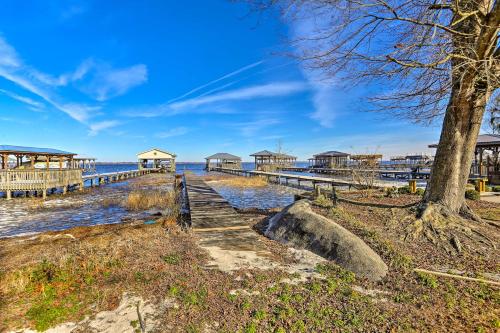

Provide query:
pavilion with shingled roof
left=205, top=153, right=242, bottom=170
left=309, top=151, right=350, bottom=168
left=250, top=150, right=297, bottom=171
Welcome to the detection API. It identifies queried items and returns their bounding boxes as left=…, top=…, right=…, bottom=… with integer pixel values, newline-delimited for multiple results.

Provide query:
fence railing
left=0, top=169, right=82, bottom=192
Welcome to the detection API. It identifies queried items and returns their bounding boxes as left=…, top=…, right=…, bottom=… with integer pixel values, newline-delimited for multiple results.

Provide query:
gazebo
left=205, top=153, right=242, bottom=170
left=350, top=154, right=383, bottom=167
left=137, top=148, right=176, bottom=173
left=0, top=145, right=82, bottom=199
left=429, top=134, right=500, bottom=184
left=72, top=156, right=97, bottom=173
left=250, top=150, right=297, bottom=171
left=0, top=145, right=77, bottom=170
left=309, top=151, right=350, bottom=168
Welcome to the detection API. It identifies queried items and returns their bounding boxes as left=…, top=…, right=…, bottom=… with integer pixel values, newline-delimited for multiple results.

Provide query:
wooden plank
left=186, top=178, right=249, bottom=229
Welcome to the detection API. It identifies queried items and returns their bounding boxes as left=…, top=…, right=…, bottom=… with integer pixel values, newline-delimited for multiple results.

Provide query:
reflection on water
left=209, top=182, right=303, bottom=210
left=0, top=181, right=151, bottom=238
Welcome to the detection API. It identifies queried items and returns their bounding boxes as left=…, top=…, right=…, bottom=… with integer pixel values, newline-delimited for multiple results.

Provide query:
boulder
left=266, top=200, right=388, bottom=281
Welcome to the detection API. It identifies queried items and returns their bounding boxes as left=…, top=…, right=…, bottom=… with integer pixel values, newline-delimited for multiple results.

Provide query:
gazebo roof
left=313, top=150, right=350, bottom=158
left=250, top=150, right=296, bottom=159
left=205, top=153, right=241, bottom=160
left=137, top=148, right=177, bottom=158
left=429, top=134, right=500, bottom=148
left=0, top=145, right=76, bottom=156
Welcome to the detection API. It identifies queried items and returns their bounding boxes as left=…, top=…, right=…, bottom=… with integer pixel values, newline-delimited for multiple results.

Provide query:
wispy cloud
left=59, top=3, right=88, bottom=21
left=227, top=118, right=281, bottom=137
left=88, top=120, right=120, bottom=136
left=156, top=126, right=190, bottom=138
left=170, top=81, right=308, bottom=111
left=85, top=64, right=148, bottom=101
left=0, top=89, right=45, bottom=109
left=122, top=81, right=307, bottom=118
left=288, top=6, right=338, bottom=128
left=0, top=36, right=99, bottom=122
left=29, top=59, right=93, bottom=87
left=167, top=61, right=263, bottom=104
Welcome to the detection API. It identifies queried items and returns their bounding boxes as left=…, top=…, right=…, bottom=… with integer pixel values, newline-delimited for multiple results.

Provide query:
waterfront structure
left=0, top=145, right=82, bottom=199
left=429, top=134, right=500, bottom=184
left=250, top=150, right=297, bottom=171
left=205, top=153, right=242, bottom=170
left=72, top=156, right=97, bottom=173
left=350, top=154, right=383, bottom=167
left=309, top=151, right=350, bottom=168
left=137, top=148, right=176, bottom=172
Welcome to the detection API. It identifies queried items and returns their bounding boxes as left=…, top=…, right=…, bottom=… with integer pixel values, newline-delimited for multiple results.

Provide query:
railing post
left=6, top=170, right=11, bottom=200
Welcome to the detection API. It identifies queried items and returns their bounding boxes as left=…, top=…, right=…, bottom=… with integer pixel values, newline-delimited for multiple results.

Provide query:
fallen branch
left=414, top=268, right=500, bottom=287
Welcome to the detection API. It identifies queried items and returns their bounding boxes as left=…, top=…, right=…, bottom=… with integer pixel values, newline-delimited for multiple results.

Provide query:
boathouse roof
left=429, top=134, right=500, bottom=148
left=205, top=153, right=241, bottom=160
left=0, top=145, right=76, bottom=156
left=137, top=148, right=177, bottom=158
left=250, top=150, right=296, bottom=158
left=313, top=151, right=350, bottom=158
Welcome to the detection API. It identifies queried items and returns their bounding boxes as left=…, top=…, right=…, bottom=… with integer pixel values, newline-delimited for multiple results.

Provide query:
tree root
left=404, top=202, right=494, bottom=255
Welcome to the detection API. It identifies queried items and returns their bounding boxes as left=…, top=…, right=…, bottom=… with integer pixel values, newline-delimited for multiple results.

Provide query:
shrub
left=492, top=186, right=500, bottom=193
left=384, top=187, right=399, bottom=198
left=415, top=188, right=425, bottom=196
left=313, top=194, right=334, bottom=208
left=485, top=186, right=492, bottom=192
left=397, top=185, right=411, bottom=194
left=465, top=189, right=480, bottom=200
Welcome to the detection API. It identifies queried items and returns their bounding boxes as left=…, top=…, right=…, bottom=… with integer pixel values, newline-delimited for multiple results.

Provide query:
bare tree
left=249, top=0, right=499, bottom=222
left=488, top=94, right=500, bottom=133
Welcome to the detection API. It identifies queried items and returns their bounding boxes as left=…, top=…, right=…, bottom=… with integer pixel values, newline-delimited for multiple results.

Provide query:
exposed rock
left=265, top=200, right=388, bottom=281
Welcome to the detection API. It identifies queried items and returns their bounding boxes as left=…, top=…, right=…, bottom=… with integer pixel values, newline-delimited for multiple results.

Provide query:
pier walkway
left=209, top=167, right=407, bottom=189
left=185, top=177, right=274, bottom=270
left=82, top=169, right=155, bottom=187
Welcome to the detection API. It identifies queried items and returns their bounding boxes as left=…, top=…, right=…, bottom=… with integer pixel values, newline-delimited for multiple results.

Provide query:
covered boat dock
left=205, top=153, right=242, bottom=170
left=250, top=150, right=297, bottom=171
left=0, top=145, right=82, bottom=199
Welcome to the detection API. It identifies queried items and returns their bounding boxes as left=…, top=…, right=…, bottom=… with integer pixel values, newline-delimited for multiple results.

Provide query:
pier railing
left=0, top=169, right=83, bottom=197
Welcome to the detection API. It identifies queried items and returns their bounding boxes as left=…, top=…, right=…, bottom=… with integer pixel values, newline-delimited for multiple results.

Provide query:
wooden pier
left=1, top=168, right=157, bottom=200
left=185, top=177, right=271, bottom=256
left=277, top=166, right=431, bottom=180
left=209, top=167, right=407, bottom=189
left=82, top=169, right=155, bottom=187
left=186, top=177, right=249, bottom=230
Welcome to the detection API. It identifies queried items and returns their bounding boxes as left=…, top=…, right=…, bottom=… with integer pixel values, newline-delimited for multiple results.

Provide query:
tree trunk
left=422, top=84, right=487, bottom=215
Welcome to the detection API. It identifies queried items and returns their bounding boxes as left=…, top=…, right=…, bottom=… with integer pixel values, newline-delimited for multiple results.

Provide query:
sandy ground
left=481, top=192, right=500, bottom=203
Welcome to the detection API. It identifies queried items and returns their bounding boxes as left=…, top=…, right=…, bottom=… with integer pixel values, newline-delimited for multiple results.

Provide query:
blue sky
left=0, top=0, right=443, bottom=162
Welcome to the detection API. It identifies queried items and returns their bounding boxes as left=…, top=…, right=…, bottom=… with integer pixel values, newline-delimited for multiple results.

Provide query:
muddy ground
left=0, top=174, right=499, bottom=332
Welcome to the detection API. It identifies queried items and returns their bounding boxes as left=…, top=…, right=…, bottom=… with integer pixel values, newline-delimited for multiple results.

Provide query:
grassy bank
left=0, top=176, right=498, bottom=332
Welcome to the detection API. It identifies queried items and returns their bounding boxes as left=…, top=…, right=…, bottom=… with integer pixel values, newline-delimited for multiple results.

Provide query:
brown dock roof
left=250, top=150, right=296, bottom=159
left=205, top=153, right=241, bottom=160
left=313, top=151, right=350, bottom=158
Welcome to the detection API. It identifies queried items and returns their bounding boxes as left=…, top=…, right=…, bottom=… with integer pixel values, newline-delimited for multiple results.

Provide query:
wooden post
left=409, top=180, right=417, bottom=194
left=475, top=179, right=487, bottom=192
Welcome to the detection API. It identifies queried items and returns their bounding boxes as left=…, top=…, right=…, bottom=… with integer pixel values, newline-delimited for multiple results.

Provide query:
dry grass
left=128, top=173, right=172, bottom=188
left=215, top=176, right=268, bottom=188
left=0, top=223, right=206, bottom=331
left=125, top=189, right=178, bottom=212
